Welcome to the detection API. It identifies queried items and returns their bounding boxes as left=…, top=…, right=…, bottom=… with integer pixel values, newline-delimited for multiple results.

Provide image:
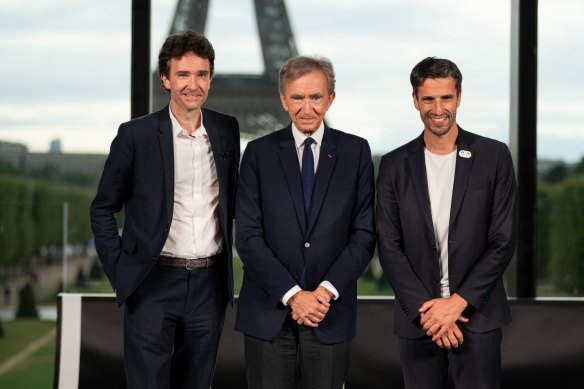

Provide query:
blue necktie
left=300, top=137, right=315, bottom=289
left=301, top=137, right=315, bottom=218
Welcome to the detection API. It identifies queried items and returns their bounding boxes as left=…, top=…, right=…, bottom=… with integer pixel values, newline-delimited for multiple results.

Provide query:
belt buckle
left=185, top=259, right=197, bottom=271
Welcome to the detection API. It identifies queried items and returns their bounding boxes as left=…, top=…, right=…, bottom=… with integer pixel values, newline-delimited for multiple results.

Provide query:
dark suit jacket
left=90, top=106, right=240, bottom=306
left=376, top=128, right=518, bottom=339
left=234, top=126, right=376, bottom=344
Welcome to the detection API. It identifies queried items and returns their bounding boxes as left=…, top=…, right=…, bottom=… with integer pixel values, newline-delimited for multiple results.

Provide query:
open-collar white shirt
left=161, top=106, right=222, bottom=259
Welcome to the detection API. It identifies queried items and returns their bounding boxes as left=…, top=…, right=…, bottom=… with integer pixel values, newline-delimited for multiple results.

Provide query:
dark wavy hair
left=157, top=30, right=215, bottom=91
left=410, top=57, right=462, bottom=96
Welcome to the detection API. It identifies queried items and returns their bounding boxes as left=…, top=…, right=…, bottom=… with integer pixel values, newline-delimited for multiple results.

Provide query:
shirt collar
left=169, top=106, right=207, bottom=138
left=292, top=122, right=324, bottom=149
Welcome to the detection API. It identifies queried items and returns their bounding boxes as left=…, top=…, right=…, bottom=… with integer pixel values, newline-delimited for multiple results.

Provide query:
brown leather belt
left=158, top=255, right=216, bottom=270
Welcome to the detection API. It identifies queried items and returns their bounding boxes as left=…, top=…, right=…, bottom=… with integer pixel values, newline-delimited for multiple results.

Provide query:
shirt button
left=304, top=242, right=310, bottom=248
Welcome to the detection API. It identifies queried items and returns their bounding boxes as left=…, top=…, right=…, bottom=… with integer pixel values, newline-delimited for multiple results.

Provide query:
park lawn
left=0, top=319, right=55, bottom=365
left=0, top=336, right=55, bottom=389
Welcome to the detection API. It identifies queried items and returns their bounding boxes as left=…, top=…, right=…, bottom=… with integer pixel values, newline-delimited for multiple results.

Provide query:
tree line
left=537, top=157, right=584, bottom=295
left=0, top=161, right=95, bottom=271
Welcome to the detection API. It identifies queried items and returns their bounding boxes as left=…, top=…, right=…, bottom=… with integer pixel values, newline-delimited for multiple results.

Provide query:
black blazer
left=90, top=106, right=240, bottom=305
left=234, top=126, right=376, bottom=344
left=376, top=128, right=518, bottom=339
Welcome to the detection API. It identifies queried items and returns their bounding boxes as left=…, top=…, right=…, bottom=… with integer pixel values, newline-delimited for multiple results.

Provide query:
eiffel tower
left=152, top=0, right=298, bottom=139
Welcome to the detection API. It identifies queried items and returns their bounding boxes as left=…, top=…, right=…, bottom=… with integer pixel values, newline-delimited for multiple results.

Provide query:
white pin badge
left=459, top=150, right=472, bottom=159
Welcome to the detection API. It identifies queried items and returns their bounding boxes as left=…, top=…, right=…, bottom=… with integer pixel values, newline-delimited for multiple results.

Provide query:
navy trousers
left=244, top=316, right=351, bottom=389
left=123, top=262, right=227, bottom=389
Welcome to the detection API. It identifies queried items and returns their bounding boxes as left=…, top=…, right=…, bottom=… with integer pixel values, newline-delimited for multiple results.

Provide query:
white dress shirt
left=282, top=123, right=339, bottom=305
left=161, top=106, right=222, bottom=259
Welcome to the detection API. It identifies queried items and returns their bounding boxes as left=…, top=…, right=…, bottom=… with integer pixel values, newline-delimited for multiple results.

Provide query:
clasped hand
left=289, top=287, right=333, bottom=327
left=418, top=293, right=469, bottom=349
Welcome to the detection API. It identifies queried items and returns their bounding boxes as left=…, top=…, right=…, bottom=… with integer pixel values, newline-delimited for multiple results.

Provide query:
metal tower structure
left=152, top=0, right=298, bottom=138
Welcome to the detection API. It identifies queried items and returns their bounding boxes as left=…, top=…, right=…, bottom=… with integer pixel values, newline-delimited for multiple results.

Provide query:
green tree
left=75, top=268, right=87, bottom=288
left=0, top=173, right=94, bottom=269
left=573, top=155, right=584, bottom=176
left=89, top=258, right=105, bottom=280
left=542, top=162, right=568, bottom=184
left=15, top=283, right=39, bottom=319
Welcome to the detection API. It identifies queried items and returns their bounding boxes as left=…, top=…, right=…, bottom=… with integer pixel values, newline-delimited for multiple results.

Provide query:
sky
left=0, top=0, right=583, bottom=162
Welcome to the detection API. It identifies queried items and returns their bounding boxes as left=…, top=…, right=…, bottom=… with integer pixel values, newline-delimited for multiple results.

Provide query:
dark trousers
left=244, top=316, right=351, bottom=389
left=123, top=263, right=227, bottom=389
left=399, top=327, right=502, bottom=389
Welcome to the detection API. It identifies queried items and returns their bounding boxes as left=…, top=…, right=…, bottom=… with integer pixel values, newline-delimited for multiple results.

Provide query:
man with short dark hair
left=90, top=31, right=240, bottom=389
left=376, top=57, right=518, bottom=389
left=235, top=55, right=376, bottom=388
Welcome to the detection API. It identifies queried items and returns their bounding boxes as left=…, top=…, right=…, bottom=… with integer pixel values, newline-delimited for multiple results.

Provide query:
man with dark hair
left=235, top=55, right=376, bottom=388
left=376, top=57, right=518, bottom=388
left=90, top=30, right=240, bottom=389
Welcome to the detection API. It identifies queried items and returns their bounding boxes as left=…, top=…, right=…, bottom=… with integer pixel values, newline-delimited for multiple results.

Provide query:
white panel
left=58, top=294, right=82, bottom=389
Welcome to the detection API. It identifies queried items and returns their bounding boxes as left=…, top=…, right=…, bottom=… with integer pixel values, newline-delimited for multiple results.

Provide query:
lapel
left=307, top=127, right=338, bottom=235
left=449, top=127, right=475, bottom=229
left=277, top=127, right=307, bottom=233
left=157, top=106, right=175, bottom=225
left=201, top=109, right=225, bottom=208
left=406, top=133, right=434, bottom=236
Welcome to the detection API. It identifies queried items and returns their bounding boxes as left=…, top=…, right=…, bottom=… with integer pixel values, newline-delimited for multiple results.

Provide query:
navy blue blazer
left=234, top=125, right=376, bottom=344
left=90, top=106, right=240, bottom=305
left=376, top=128, right=518, bottom=339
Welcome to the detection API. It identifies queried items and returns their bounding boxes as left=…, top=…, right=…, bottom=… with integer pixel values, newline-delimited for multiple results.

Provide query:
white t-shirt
left=424, top=148, right=457, bottom=297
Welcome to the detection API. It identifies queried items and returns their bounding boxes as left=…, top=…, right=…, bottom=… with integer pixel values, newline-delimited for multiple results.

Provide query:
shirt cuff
left=282, top=285, right=303, bottom=306
left=320, top=281, right=339, bottom=300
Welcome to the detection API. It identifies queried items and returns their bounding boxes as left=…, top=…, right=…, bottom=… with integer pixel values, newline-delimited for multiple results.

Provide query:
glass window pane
left=0, top=1, right=129, bottom=310
left=537, top=0, right=584, bottom=297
